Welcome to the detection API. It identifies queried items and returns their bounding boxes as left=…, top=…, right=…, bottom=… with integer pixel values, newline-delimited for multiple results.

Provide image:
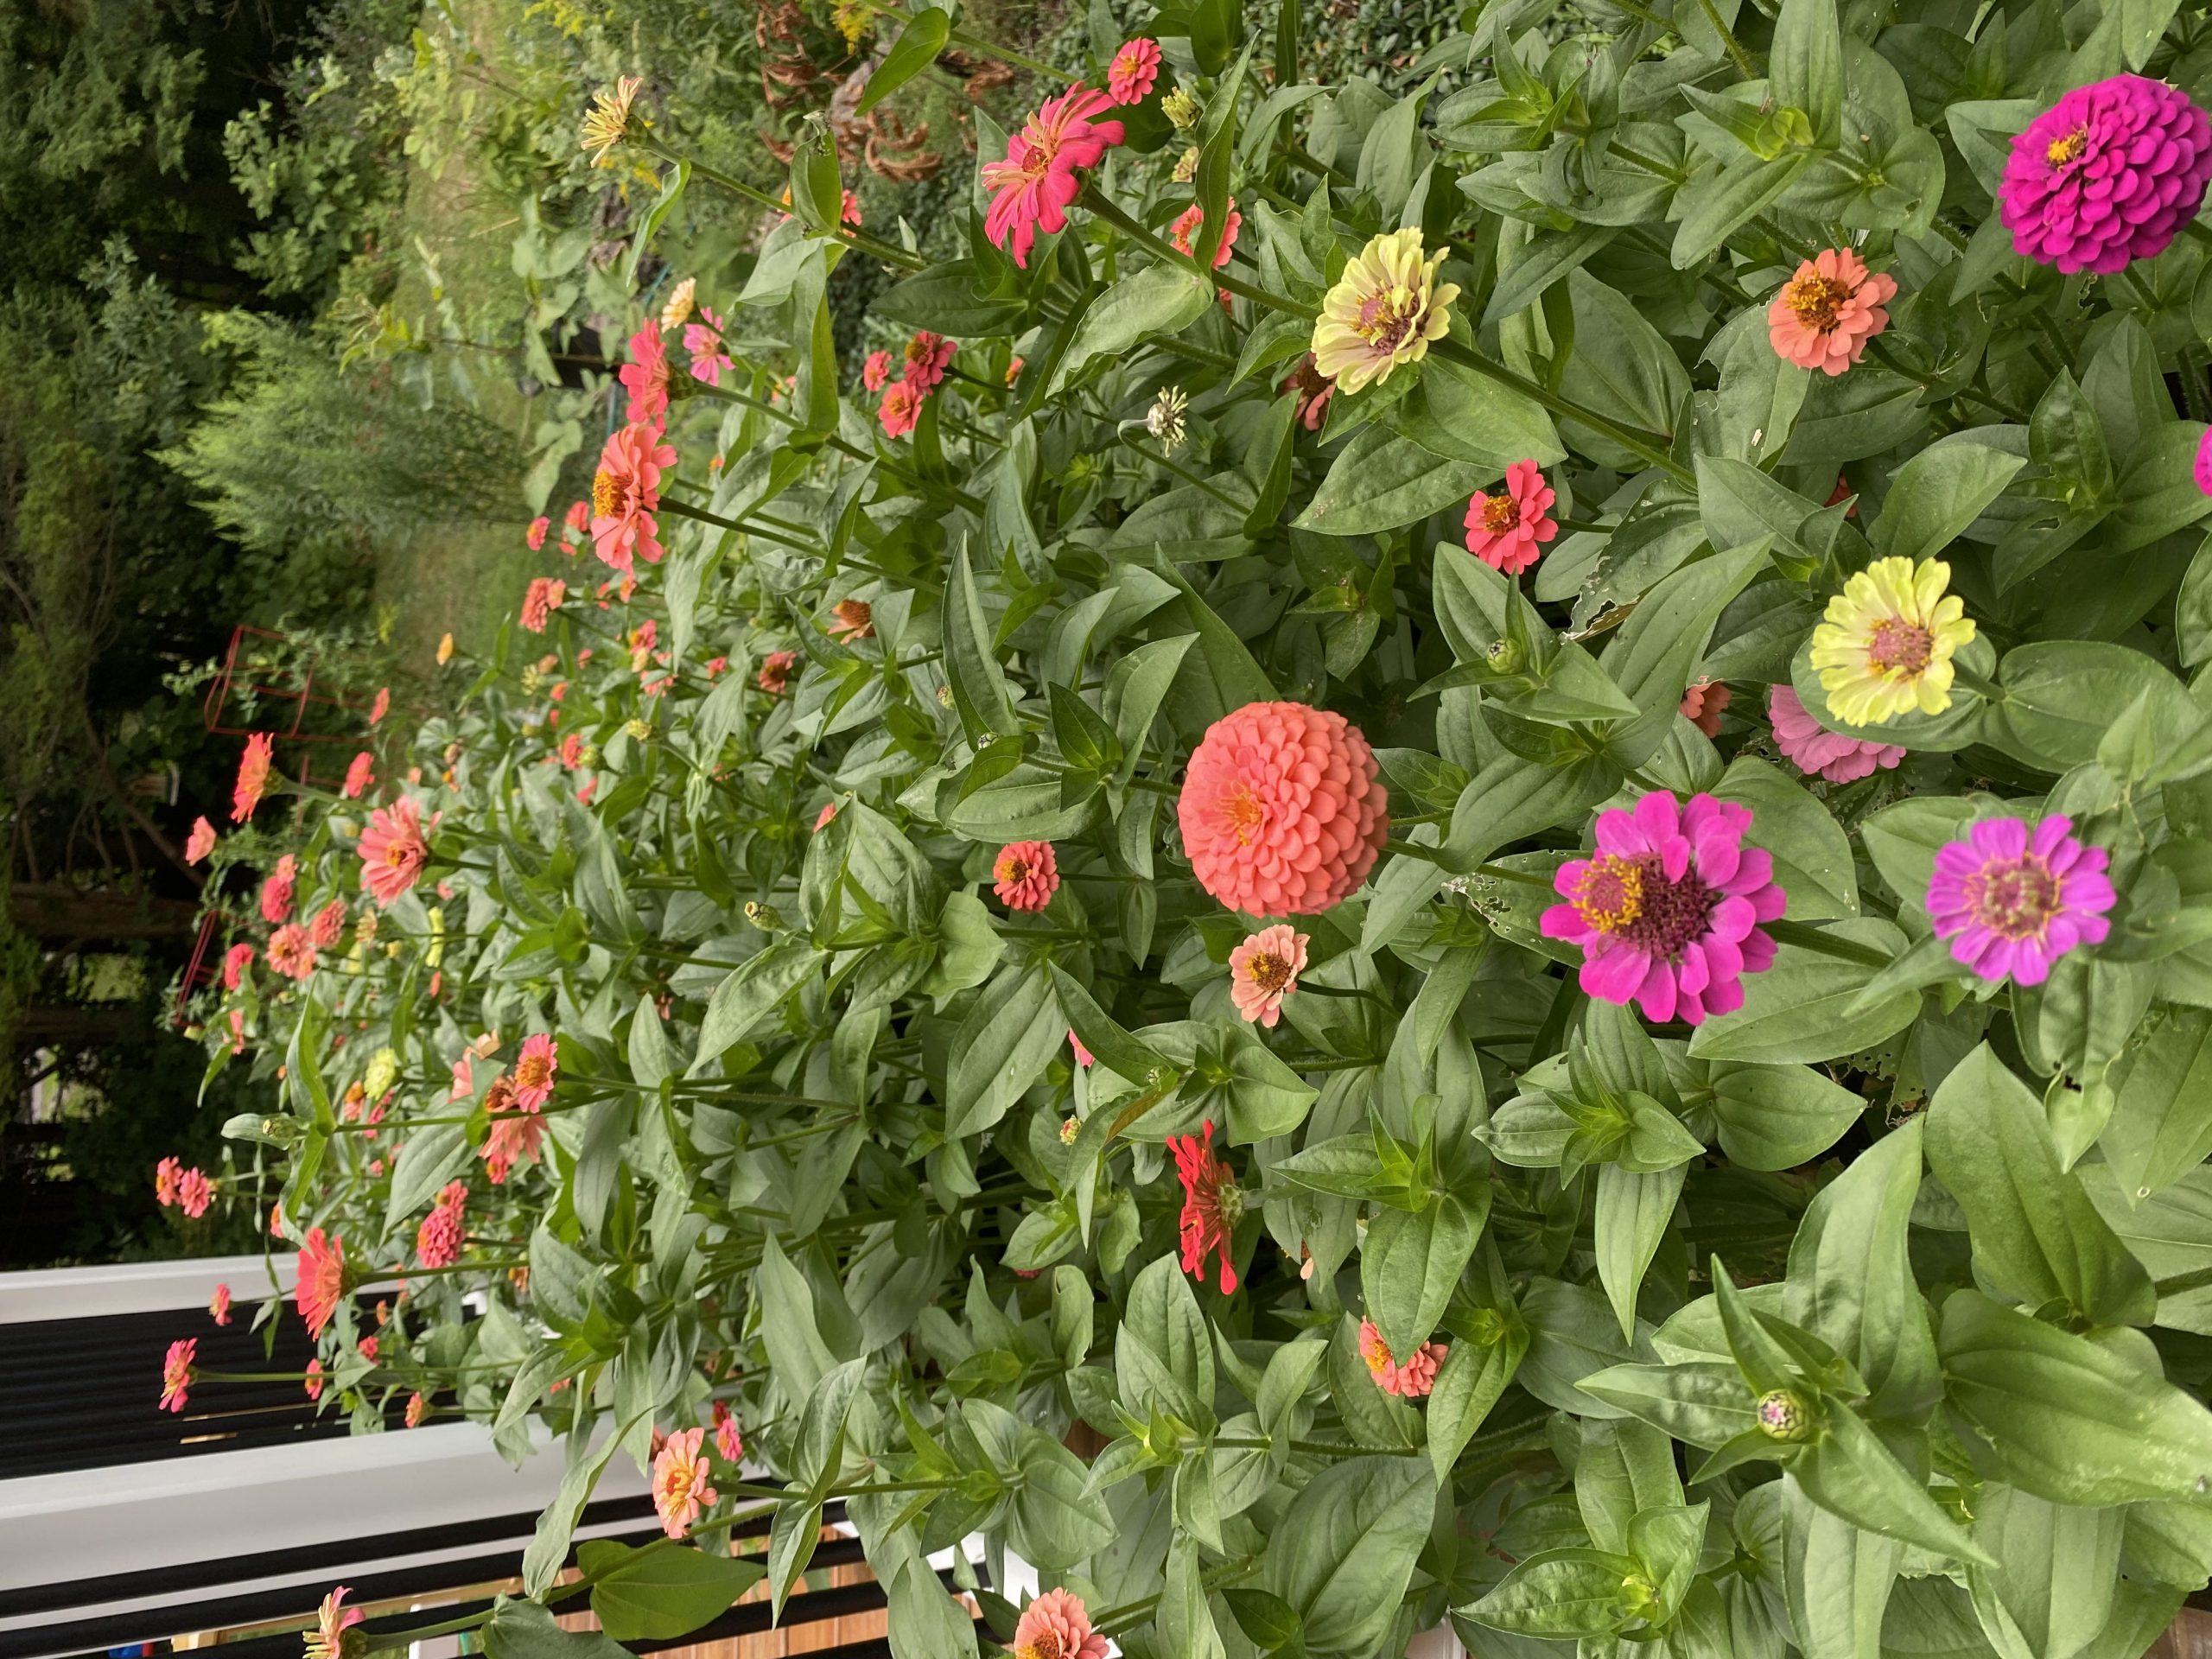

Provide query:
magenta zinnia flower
left=1768, top=684, right=1904, bottom=784
left=2196, top=428, right=2212, bottom=497
left=1541, top=791, right=1786, bottom=1025
left=2000, top=75, right=2212, bottom=273
left=1927, top=815, right=2115, bottom=986
left=982, top=84, right=1124, bottom=269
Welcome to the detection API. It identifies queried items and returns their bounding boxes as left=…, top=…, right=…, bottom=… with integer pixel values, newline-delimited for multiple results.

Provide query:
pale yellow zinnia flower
left=1311, top=228, right=1459, bottom=396
left=435, top=631, right=454, bottom=664
left=581, top=77, right=644, bottom=165
left=1808, top=556, right=1975, bottom=726
left=660, top=276, right=696, bottom=331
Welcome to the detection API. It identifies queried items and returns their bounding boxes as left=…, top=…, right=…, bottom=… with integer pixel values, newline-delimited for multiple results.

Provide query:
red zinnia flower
left=358, top=797, right=429, bottom=910
left=982, top=84, right=1125, bottom=268
left=591, top=421, right=678, bottom=572
left=232, top=733, right=275, bottom=823
left=1170, top=1120, right=1240, bottom=1293
left=296, top=1226, right=347, bottom=1338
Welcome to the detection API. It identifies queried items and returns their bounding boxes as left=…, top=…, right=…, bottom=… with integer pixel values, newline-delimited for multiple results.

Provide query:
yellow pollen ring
left=1571, top=857, right=1644, bottom=933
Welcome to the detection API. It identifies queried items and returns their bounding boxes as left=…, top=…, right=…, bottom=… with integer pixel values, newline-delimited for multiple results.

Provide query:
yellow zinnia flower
left=1310, top=228, right=1459, bottom=396
left=581, top=77, right=644, bottom=166
left=1808, top=556, right=1975, bottom=726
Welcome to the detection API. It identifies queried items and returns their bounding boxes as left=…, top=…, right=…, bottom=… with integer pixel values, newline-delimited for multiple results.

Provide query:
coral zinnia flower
left=1928, top=815, right=2116, bottom=987
left=309, top=900, right=346, bottom=950
left=1767, top=248, right=1897, bottom=376
left=156, top=1156, right=182, bottom=1206
left=1462, top=460, right=1557, bottom=574
left=652, top=1426, right=718, bottom=1538
left=480, top=1076, right=545, bottom=1185
left=1768, top=685, right=1903, bottom=784
left=862, top=350, right=893, bottom=391
left=1228, top=924, right=1308, bottom=1028
left=1809, top=556, right=1975, bottom=727
left=416, top=1180, right=467, bottom=1268
left=1358, top=1319, right=1446, bottom=1398
left=582, top=76, right=644, bottom=164
left=1541, top=791, right=1787, bottom=1026
left=982, top=83, right=1125, bottom=268
left=814, top=801, right=838, bottom=831
left=1107, top=37, right=1160, bottom=105
left=368, top=687, right=390, bottom=727
left=266, top=924, right=317, bottom=982
left=829, top=599, right=874, bottom=643
left=2001, top=74, right=2212, bottom=273
left=260, top=855, right=296, bottom=925
left=342, top=752, right=375, bottom=799
left=405, top=1391, right=429, bottom=1427
left=527, top=516, right=550, bottom=550
left=210, top=1282, right=232, bottom=1325
left=304, top=1357, right=325, bottom=1402
left=994, top=840, right=1059, bottom=911
left=1170, top=1119, right=1240, bottom=1293
left=1179, top=701, right=1389, bottom=916
left=222, top=942, right=256, bottom=991
left=296, top=1226, right=347, bottom=1338
left=1680, top=680, right=1730, bottom=737
left=684, top=307, right=733, bottom=386
left=186, top=817, right=216, bottom=864
left=1170, top=198, right=1240, bottom=269
left=1281, top=353, right=1334, bottom=431
left=232, top=732, right=275, bottom=823
left=161, top=1338, right=195, bottom=1413
left=901, top=331, right=957, bottom=391
left=758, top=650, right=798, bottom=694
left=878, top=379, right=923, bottom=438
left=591, top=421, right=677, bottom=572
left=1013, top=1588, right=1109, bottom=1659
left=565, top=499, right=591, bottom=534
left=358, top=797, right=429, bottom=910
left=1067, top=1030, right=1094, bottom=1068
left=512, top=1032, right=558, bottom=1110
left=520, top=576, right=566, bottom=633
left=177, top=1168, right=213, bottom=1219
left=1311, top=228, right=1458, bottom=395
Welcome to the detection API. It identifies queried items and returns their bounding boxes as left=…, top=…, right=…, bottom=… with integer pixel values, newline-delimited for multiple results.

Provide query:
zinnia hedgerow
left=1310, top=228, right=1458, bottom=395
left=232, top=732, right=275, bottom=822
left=1228, top=924, right=1307, bottom=1028
left=1768, top=685, right=1904, bottom=784
left=1541, top=791, right=1787, bottom=1026
left=1808, top=556, right=1975, bottom=727
left=1012, top=1589, right=1109, bottom=1659
left=1178, top=701, right=1389, bottom=916
left=993, top=841, right=1059, bottom=911
left=2000, top=74, right=2212, bottom=273
left=296, top=1226, right=347, bottom=1338
left=1766, top=249, right=1897, bottom=375
left=161, top=1338, right=195, bottom=1414
left=982, top=84, right=1125, bottom=268
left=1106, top=38, right=1160, bottom=105
left=1170, top=1120, right=1240, bottom=1293
left=1927, top=815, right=2117, bottom=987
left=1462, top=460, right=1558, bottom=574
left=591, top=421, right=677, bottom=572
left=651, top=1425, right=717, bottom=1537
left=358, top=797, right=429, bottom=910
left=1358, top=1319, right=1447, bottom=1399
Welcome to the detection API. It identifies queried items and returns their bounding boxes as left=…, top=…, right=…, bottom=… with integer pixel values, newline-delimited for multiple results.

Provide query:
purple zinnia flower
left=1999, top=75, right=2212, bottom=274
left=1927, top=815, right=2116, bottom=986
left=1541, top=791, right=1788, bottom=1026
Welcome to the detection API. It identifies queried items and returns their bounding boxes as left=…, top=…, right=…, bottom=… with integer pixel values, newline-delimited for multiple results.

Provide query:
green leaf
left=1462, top=1548, right=1644, bottom=1638
left=690, top=943, right=825, bottom=1075
left=1782, top=1478, right=1897, bottom=1659
left=1868, top=442, right=2025, bottom=567
left=1261, top=1456, right=1436, bottom=1654
left=1715, top=756, right=1858, bottom=920
left=856, top=8, right=949, bottom=115
left=753, top=1231, right=841, bottom=1396
left=1294, top=427, right=1490, bottom=537
left=1688, top=919, right=1917, bottom=1064
left=1963, top=1484, right=2124, bottom=1659
left=1708, top=1060, right=1863, bottom=1170
left=484, top=1596, right=631, bottom=1659
left=579, top=1541, right=766, bottom=1642
left=1791, top=1409, right=1991, bottom=1565
left=1426, top=1322, right=1524, bottom=1485
left=383, top=1122, right=470, bottom=1241
left=945, top=540, right=1020, bottom=744
left=1048, top=264, right=1214, bottom=397
left=1596, top=1163, right=1682, bottom=1341
left=1672, top=153, right=1810, bottom=270
left=1362, top=1195, right=1479, bottom=1359
left=945, top=966, right=1063, bottom=1139
left=1599, top=540, right=1770, bottom=766
left=1770, top=0, right=1843, bottom=143
left=2109, top=421, right=2212, bottom=553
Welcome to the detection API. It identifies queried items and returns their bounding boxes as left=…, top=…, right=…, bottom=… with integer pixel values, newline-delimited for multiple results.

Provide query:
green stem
left=1764, top=918, right=1892, bottom=968
left=637, top=138, right=926, bottom=270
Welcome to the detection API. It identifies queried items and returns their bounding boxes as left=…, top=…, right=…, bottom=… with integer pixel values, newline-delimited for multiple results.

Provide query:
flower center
left=1866, top=616, right=1934, bottom=676
left=1246, top=951, right=1291, bottom=992
left=1967, top=853, right=2063, bottom=941
left=516, top=1055, right=550, bottom=1090
left=1221, top=783, right=1267, bottom=845
left=1354, top=285, right=1417, bottom=353
left=1481, top=494, right=1520, bottom=534
left=592, top=471, right=623, bottom=518
left=1569, top=855, right=1644, bottom=933
left=1001, top=855, right=1030, bottom=886
left=1785, top=273, right=1849, bottom=334
left=2046, top=128, right=2088, bottom=166
left=1021, top=1636, right=1065, bottom=1659
left=385, top=843, right=410, bottom=868
left=1575, top=853, right=1718, bottom=960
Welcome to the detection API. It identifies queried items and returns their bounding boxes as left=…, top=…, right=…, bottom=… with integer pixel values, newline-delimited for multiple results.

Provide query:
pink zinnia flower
left=829, top=600, right=874, bottom=644
left=342, top=752, right=375, bottom=799
left=621, top=321, right=671, bottom=423
left=1013, top=1588, right=1109, bottom=1659
left=862, top=350, right=893, bottom=391
left=1228, top=924, right=1307, bottom=1028
left=259, top=855, right=297, bottom=924
left=900, top=331, right=956, bottom=391
left=266, top=924, right=317, bottom=982
left=879, top=379, right=923, bottom=438
left=1768, top=684, right=1904, bottom=784
left=222, top=942, right=255, bottom=991
left=2002, top=75, right=2212, bottom=273
left=296, top=1227, right=347, bottom=1338
left=684, top=308, right=733, bottom=386
left=1281, top=353, right=1335, bottom=432
left=1179, top=701, right=1388, bottom=916
left=176, top=1168, right=213, bottom=1219
left=1170, top=197, right=1240, bottom=268
left=1541, top=791, right=1787, bottom=1026
left=405, top=1392, right=429, bottom=1427
left=713, top=1401, right=743, bottom=1463
left=358, top=1337, right=378, bottom=1365
left=480, top=1077, right=545, bottom=1184
left=1358, top=1319, right=1447, bottom=1398
left=591, top=421, right=677, bottom=572
left=358, top=797, right=429, bottom=910
left=705, top=655, right=728, bottom=680
left=982, top=84, right=1125, bottom=268
left=565, top=499, right=591, bottom=534
left=2196, top=429, right=2212, bottom=497
left=758, top=650, right=797, bottom=694
left=210, top=1283, right=232, bottom=1325
left=304, top=1358, right=325, bottom=1402
left=993, top=840, right=1059, bottom=911
left=527, top=516, right=550, bottom=550
left=1170, top=1120, right=1239, bottom=1293
left=1107, top=37, right=1160, bottom=105
left=305, top=1586, right=362, bottom=1659
left=1068, top=1029, right=1094, bottom=1067
left=416, top=1180, right=467, bottom=1268
left=512, top=1032, right=558, bottom=1110
left=186, top=817, right=216, bottom=864
left=1680, top=680, right=1731, bottom=737
left=1463, top=460, right=1558, bottom=575
left=1928, top=815, right=2116, bottom=987
left=1768, top=248, right=1897, bottom=375
left=309, top=900, right=346, bottom=950
left=161, top=1338, right=195, bottom=1413
left=232, top=733, right=275, bottom=823
left=815, top=801, right=838, bottom=831
left=156, top=1156, right=182, bottom=1206
left=652, top=1426, right=718, bottom=1537
left=368, top=687, right=390, bottom=727
left=521, top=576, right=565, bottom=633
left=558, top=732, right=585, bottom=770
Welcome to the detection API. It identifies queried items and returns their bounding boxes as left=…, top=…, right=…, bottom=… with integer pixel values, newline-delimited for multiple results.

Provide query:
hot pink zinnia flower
left=900, top=331, right=956, bottom=391
left=1927, top=815, right=2116, bottom=987
left=161, top=1338, right=195, bottom=1413
left=1768, top=684, right=1904, bottom=784
left=1107, top=37, right=1160, bottom=105
left=652, top=1426, right=718, bottom=1537
left=156, top=1157, right=182, bottom=1206
left=1013, top=1588, right=1110, bottom=1659
left=1358, top=1319, right=1447, bottom=1399
left=2196, top=429, right=2212, bottom=497
left=1170, top=198, right=1240, bottom=269
left=879, top=378, right=923, bottom=438
left=982, top=83, right=1125, bottom=268
left=862, top=350, right=893, bottom=391
left=232, top=732, right=275, bottom=823
left=266, top=924, right=317, bottom=982
left=1464, top=460, right=1558, bottom=574
left=621, top=321, right=671, bottom=423
left=185, top=817, right=216, bottom=864
left=222, top=942, right=256, bottom=991
left=1179, top=701, right=1388, bottom=916
left=520, top=576, right=565, bottom=633
left=1228, top=924, right=1307, bottom=1028
left=685, top=307, right=734, bottom=385
left=993, top=840, right=1059, bottom=911
left=1170, top=1120, right=1239, bottom=1293
left=1680, top=680, right=1731, bottom=737
left=416, top=1180, right=467, bottom=1268
left=342, top=752, right=375, bottom=799
left=259, top=855, right=296, bottom=925
left=1767, top=248, right=1897, bottom=375
left=527, top=516, right=550, bottom=550
left=591, top=421, right=677, bottom=572
left=296, top=1227, right=347, bottom=1338
left=309, top=900, right=346, bottom=950
left=512, top=1032, right=558, bottom=1110
left=176, top=1168, right=213, bottom=1219
left=358, top=797, right=429, bottom=910
left=1541, top=791, right=1787, bottom=1026
left=2002, top=75, right=2212, bottom=273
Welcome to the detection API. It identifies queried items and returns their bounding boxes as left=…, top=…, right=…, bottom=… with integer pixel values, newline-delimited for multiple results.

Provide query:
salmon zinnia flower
left=1462, top=460, right=1557, bottom=575
left=512, top=1032, right=558, bottom=1110
left=1358, top=1319, right=1447, bottom=1398
left=862, top=350, right=893, bottom=391
left=1170, top=1120, right=1240, bottom=1293
left=186, top=817, right=216, bottom=864
left=296, top=1227, right=347, bottom=1339
left=358, top=797, right=429, bottom=910
left=303, top=1586, right=363, bottom=1659
left=309, top=899, right=346, bottom=950
left=652, top=1426, right=718, bottom=1537
left=1311, top=228, right=1458, bottom=395
left=156, top=1156, right=182, bottom=1206
left=266, top=925, right=317, bottom=982
left=161, top=1338, right=196, bottom=1413
left=342, top=752, right=374, bottom=799
left=527, top=516, right=550, bottom=550
left=480, top=1075, right=545, bottom=1185
left=829, top=599, right=874, bottom=643
left=1808, top=556, right=1975, bottom=727
left=368, top=687, right=390, bottom=727
left=1169, top=198, right=1240, bottom=269
left=1281, top=353, right=1334, bottom=431
left=878, top=378, right=923, bottom=438
left=994, top=841, right=1058, bottom=911
left=1107, top=37, right=1160, bottom=105
left=591, top=421, right=677, bottom=572
left=222, top=942, right=255, bottom=990
left=900, top=331, right=956, bottom=391
left=713, top=1402, right=743, bottom=1464
left=521, top=577, right=566, bottom=633
left=1228, top=924, right=1307, bottom=1028
left=232, top=733, right=275, bottom=823
left=621, top=321, right=670, bottom=423
left=982, top=83, right=1125, bottom=268
left=684, top=306, right=733, bottom=385
left=1680, top=680, right=1731, bottom=738
left=1767, top=248, right=1897, bottom=376
left=1013, top=1589, right=1109, bottom=1659
left=758, top=650, right=798, bottom=694
left=260, top=855, right=296, bottom=925
left=177, top=1168, right=213, bottom=1219
left=416, top=1180, right=467, bottom=1268
left=1179, top=701, right=1388, bottom=916
left=210, top=1282, right=232, bottom=1325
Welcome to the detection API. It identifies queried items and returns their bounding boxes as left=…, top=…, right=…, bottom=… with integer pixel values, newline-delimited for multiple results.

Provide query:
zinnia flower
left=878, top=379, right=923, bottom=438
left=1228, top=925, right=1307, bottom=1028
left=1768, top=684, right=1904, bottom=783
left=1169, top=198, right=1240, bottom=268
left=309, top=900, right=346, bottom=950
left=660, top=276, right=696, bottom=329
left=527, top=516, right=550, bottom=550
left=1311, top=228, right=1458, bottom=395
left=862, top=350, right=893, bottom=391
left=1107, top=37, right=1160, bottom=105
left=480, top=1076, right=545, bottom=1184
left=652, top=1426, right=718, bottom=1537
left=982, top=83, right=1125, bottom=268
left=437, top=632, right=455, bottom=664
left=260, top=855, right=297, bottom=925
left=210, top=1283, right=232, bottom=1325
left=582, top=76, right=643, bottom=163
left=1281, top=353, right=1334, bottom=431
left=1462, top=460, right=1558, bottom=575
left=222, top=942, right=255, bottom=991
left=161, top=1338, right=195, bottom=1413
left=758, top=650, right=798, bottom=694
left=1178, top=701, right=1389, bottom=916
left=684, top=307, right=733, bottom=385
left=1928, top=815, right=2116, bottom=987
left=2000, top=74, right=2212, bottom=273
left=368, top=688, right=390, bottom=727
left=994, top=841, right=1059, bottom=911
left=1680, top=680, right=1731, bottom=738
left=1358, top=1319, right=1447, bottom=1399
left=829, top=599, right=874, bottom=643
left=342, top=752, right=375, bottom=799
left=405, top=1392, right=429, bottom=1428
left=1005, top=355, right=1026, bottom=385
left=591, top=421, right=677, bottom=572
left=1541, top=791, right=1787, bottom=1026
left=900, top=331, right=956, bottom=391
left=232, top=733, right=275, bottom=823
left=814, top=801, right=838, bottom=831
left=296, top=1227, right=347, bottom=1338
left=512, top=1032, right=558, bottom=1110
left=267, top=925, right=317, bottom=982
left=1809, top=556, right=1975, bottom=727
left=156, top=1156, right=182, bottom=1205
left=713, top=1401, right=743, bottom=1463
left=1767, top=248, right=1897, bottom=376
left=520, top=577, right=565, bottom=633
left=1146, top=385, right=1188, bottom=450
left=177, top=1168, right=213, bottom=1219
left=416, top=1181, right=467, bottom=1268
left=1170, top=1120, right=1240, bottom=1293
left=186, top=817, right=216, bottom=864
left=304, top=1358, right=325, bottom=1402
left=565, top=499, right=590, bottom=534
left=2196, top=428, right=2212, bottom=497
left=358, top=797, right=429, bottom=910
left=1068, top=1030, right=1094, bottom=1068
left=303, top=1586, right=364, bottom=1659
left=1013, top=1589, right=1109, bottom=1659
